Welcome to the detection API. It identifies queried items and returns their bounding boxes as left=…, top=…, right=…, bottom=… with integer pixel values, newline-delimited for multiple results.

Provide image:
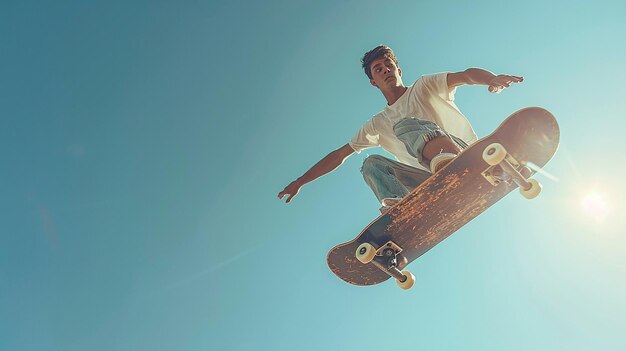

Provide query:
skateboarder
left=278, top=45, right=523, bottom=213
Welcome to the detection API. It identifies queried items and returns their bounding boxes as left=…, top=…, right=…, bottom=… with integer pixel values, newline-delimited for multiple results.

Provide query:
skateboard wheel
left=520, top=178, right=542, bottom=199
left=483, top=143, right=507, bottom=166
left=396, top=270, right=415, bottom=290
left=355, top=243, right=376, bottom=264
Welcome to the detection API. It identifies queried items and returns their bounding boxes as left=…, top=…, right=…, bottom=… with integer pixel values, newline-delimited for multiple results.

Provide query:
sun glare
left=580, top=191, right=611, bottom=222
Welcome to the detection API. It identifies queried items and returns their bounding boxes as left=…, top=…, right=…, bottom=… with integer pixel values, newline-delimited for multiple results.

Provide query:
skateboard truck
left=481, top=143, right=542, bottom=199
left=355, top=241, right=415, bottom=290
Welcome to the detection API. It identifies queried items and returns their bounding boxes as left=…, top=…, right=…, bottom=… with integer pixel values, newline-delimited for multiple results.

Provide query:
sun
left=580, top=191, right=611, bottom=222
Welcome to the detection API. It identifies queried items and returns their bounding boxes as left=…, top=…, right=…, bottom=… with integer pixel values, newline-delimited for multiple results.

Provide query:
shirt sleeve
left=348, top=117, right=380, bottom=153
left=419, top=72, right=456, bottom=102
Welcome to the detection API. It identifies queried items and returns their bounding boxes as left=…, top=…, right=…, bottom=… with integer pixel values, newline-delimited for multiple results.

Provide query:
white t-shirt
left=349, top=72, right=478, bottom=170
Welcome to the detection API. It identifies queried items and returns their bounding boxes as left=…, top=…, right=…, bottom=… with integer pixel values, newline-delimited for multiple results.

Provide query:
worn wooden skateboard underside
left=327, top=107, right=560, bottom=286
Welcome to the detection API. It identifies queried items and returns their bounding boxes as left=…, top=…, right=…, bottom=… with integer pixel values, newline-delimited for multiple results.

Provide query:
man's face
left=369, top=57, right=403, bottom=89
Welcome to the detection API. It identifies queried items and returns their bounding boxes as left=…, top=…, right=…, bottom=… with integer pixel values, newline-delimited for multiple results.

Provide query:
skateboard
left=327, top=107, right=560, bottom=290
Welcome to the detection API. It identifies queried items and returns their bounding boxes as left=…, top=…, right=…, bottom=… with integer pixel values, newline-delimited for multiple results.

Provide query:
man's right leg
left=422, top=135, right=462, bottom=172
left=360, top=155, right=431, bottom=212
left=393, top=118, right=469, bottom=173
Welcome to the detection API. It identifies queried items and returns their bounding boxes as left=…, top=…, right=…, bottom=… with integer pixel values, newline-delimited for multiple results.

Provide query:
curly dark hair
left=361, top=45, right=399, bottom=80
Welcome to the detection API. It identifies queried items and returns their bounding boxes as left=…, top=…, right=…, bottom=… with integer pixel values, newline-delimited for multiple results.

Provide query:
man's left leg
left=361, top=154, right=431, bottom=213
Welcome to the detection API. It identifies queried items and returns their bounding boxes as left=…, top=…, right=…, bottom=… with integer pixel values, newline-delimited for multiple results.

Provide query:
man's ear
left=370, top=78, right=377, bottom=87
left=398, top=68, right=403, bottom=77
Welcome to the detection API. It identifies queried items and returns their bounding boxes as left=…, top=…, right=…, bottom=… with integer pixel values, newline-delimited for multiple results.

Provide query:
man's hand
left=278, top=179, right=303, bottom=203
left=277, top=143, right=355, bottom=205
left=488, top=75, right=524, bottom=93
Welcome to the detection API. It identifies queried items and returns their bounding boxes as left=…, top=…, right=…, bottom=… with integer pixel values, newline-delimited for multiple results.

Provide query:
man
left=278, top=45, right=523, bottom=213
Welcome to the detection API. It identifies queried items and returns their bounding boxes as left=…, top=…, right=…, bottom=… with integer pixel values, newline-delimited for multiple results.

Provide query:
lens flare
left=580, top=192, right=611, bottom=222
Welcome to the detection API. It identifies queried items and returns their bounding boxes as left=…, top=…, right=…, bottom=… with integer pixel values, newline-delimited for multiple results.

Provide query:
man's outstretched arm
left=447, top=68, right=524, bottom=93
left=278, top=143, right=355, bottom=203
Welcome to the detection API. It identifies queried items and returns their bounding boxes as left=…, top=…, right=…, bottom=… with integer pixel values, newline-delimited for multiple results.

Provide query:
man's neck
left=383, top=85, right=408, bottom=105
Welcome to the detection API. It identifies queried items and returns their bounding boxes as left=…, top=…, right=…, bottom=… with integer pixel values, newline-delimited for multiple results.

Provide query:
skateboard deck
left=327, top=107, right=560, bottom=289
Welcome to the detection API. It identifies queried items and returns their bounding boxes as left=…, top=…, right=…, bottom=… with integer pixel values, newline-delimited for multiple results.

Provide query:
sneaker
left=379, top=197, right=402, bottom=214
left=429, top=153, right=457, bottom=173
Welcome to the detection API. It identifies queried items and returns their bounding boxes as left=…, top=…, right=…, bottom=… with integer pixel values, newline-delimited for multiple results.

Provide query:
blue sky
left=2, top=0, right=625, bottom=350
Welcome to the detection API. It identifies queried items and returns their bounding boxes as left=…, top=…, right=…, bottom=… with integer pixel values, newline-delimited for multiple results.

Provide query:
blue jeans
left=361, top=155, right=431, bottom=202
left=361, top=118, right=468, bottom=203
left=393, top=118, right=469, bottom=167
